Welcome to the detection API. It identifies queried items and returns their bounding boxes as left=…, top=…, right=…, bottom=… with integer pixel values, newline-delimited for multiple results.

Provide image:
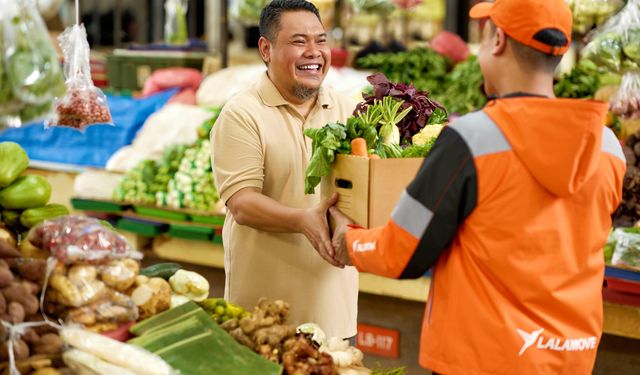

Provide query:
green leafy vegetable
left=356, top=48, right=450, bottom=95
left=401, top=138, right=436, bottom=158
left=304, top=123, right=349, bottom=194
left=436, top=56, right=486, bottom=115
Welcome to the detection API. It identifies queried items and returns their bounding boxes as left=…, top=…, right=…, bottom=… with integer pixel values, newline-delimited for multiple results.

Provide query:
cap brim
left=469, top=2, right=493, bottom=19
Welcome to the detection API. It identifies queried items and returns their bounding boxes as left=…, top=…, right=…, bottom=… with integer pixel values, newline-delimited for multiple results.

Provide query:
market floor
left=142, top=256, right=640, bottom=374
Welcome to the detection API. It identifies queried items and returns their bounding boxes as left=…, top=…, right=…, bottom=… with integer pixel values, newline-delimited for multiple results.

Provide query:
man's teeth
left=298, top=64, right=320, bottom=71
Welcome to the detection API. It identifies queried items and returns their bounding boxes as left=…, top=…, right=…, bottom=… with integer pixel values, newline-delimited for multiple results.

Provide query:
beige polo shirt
left=211, top=72, right=359, bottom=338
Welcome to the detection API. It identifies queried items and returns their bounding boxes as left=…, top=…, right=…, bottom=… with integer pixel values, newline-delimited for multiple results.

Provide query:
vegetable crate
left=321, top=155, right=423, bottom=228
left=106, top=49, right=210, bottom=91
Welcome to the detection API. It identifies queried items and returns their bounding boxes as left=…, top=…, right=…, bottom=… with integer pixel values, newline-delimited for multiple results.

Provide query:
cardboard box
left=321, top=155, right=423, bottom=228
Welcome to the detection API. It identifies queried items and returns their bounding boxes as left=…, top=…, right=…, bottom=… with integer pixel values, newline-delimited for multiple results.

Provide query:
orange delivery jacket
left=345, top=97, right=626, bottom=375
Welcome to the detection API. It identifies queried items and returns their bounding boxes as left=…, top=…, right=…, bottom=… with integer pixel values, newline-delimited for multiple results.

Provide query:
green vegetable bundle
left=581, top=0, right=640, bottom=73
left=356, top=48, right=450, bottom=96
left=437, top=56, right=486, bottom=115
left=554, top=59, right=622, bottom=99
left=569, top=0, right=624, bottom=34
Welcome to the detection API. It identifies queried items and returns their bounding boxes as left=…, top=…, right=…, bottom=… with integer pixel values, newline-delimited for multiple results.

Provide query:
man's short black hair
left=259, top=0, right=322, bottom=42
left=489, top=22, right=564, bottom=73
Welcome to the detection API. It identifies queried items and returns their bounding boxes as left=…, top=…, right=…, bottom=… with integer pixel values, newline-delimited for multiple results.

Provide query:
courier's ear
left=258, top=37, right=271, bottom=65
left=492, top=27, right=508, bottom=56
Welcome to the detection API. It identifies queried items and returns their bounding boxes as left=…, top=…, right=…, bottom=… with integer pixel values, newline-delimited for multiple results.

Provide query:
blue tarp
left=0, top=89, right=177, bottom=168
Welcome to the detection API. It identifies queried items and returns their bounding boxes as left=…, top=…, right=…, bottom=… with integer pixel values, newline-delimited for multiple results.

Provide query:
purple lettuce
left=355, top=73, right=447, bottom=144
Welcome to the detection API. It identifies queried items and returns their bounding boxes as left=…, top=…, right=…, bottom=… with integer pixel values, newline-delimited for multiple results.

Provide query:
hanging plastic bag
left=46, top=24, right=112, bottom=130
left=27, top=215, right=142, bottom=264
left=0, top=0, right=65, bottom=129
left=570, top=0, right=624, bottom=34
left=165, top=0, right=188, bottom=45
left=610, top=227, right=640, bottom=271
left=581, top=0, right=640, bottom=73
left=611, top=71, right=640, bottom=119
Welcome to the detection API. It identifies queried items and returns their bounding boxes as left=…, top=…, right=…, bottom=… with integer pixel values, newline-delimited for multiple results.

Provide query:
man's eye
left=293, top=40, right=305, bottom=45
left=317, top=39, right=327, bottom=44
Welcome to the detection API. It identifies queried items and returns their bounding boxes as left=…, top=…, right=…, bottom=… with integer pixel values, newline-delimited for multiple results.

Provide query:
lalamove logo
left=516, top=328, right=597, bottom=356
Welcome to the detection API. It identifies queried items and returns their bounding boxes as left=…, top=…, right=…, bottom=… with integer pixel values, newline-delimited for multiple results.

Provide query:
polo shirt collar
left=257, top=72, right=332, bottom=109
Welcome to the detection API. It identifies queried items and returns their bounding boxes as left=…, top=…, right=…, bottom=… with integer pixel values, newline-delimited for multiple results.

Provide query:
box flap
left=368, top=158, right=424, bottom=227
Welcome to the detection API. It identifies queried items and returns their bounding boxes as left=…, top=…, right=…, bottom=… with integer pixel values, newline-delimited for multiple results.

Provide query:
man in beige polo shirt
left=210, top=0, right=358, bottom=339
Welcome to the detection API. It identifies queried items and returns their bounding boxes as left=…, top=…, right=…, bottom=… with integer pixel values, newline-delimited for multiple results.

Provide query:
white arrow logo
left=516, top=328, right=544, bottom=356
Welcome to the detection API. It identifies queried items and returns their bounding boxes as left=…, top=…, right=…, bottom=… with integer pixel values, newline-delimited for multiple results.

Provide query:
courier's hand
left=300, top=193, right=344, bottom=268
left=329, top=206, right=354, bottom=267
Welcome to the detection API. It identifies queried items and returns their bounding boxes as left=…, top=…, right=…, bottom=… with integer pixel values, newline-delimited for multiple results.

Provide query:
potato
left=8, top=301, right=25, bottom=323
left=67, top=265, right=97, bottom=283
left=16, top=259, right=47, bottom=282
left=23, top=328, right=40, bottom=344
left=33, top=333, right=63, bottom=355
left=0, top=259, right=8, bottom=269
left=0, top=340, right=8, bottom=361
left=2, top=281, right=29, bottom=304
left=21, top=280, right=40, bottom=296
left=101, top=259, right=139, bottom=292
left=0, top=226, right=16, bottom=247
left=66, top=307, right=96, bottom=326
left=0, top=290, right=6, bottom=314
left=131, top=277, right=172, bottom=320
left=0, top=268, right=13, bottom=288
left=0, top=239, right=20, bottom=258
left=22, top=294, right=39, bottom=316
left=13, top=338, right=29, bottom=360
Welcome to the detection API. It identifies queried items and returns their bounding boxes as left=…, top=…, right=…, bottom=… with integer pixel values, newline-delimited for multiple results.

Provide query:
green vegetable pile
left=357, top=48, right=450, bottom=97
left=113, top=144, right=188, bottom=206
left=554, top=59, right=621, bottom=99
left=581, top=1, right=640, bottom=74
left=439, top=56, right=486, bottom=115
left=568, top=0, right=624, bottom=34
left=357, top=49, right=487, bottom=115
left=0, top=1, right=65, bottom=127
left=114, top=110, right=222, bottom=212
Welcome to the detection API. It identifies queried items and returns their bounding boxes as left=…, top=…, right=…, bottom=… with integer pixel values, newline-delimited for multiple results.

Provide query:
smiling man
left=210, top=0, right=358, bottom=339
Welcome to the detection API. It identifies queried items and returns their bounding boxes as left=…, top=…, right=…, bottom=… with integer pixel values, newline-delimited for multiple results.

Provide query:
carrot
left=350, top=138, right=368, bottom=157
left=369, top=154, right=381, bottom=159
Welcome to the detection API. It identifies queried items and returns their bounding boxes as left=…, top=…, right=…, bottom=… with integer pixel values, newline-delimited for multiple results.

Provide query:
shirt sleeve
left=211, top=105, right=265, bottom=204
left=345, top=126, right=478, bottom=279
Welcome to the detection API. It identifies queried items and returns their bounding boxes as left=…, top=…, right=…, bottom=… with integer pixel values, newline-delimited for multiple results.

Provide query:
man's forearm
left=227, top=189, right=305, bottom=233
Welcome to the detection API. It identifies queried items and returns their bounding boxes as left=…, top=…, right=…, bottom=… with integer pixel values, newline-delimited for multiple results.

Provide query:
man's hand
left=329, top=206, right=354, bottom=267
left=299, top=193, right=344, bottom=268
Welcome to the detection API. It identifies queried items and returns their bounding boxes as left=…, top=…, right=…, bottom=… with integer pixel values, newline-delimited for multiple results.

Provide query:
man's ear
left=492, top=28, right=508, bottom=56
left=258, top=37, right=271, bottom=64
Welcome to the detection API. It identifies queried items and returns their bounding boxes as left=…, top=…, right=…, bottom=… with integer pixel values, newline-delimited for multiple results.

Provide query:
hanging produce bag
left=164, top=0, right=188, bottom=45
left=569, top=0, right=624, bottom=34
left=46, top=24, right=112, bottom=129
left=611, top=71, right=640, bottom=118
left=610, top=228, right=640, bottom=271
left=581, top=0, right=640, bottom=73
left=0, top=0, right=65, bottom=128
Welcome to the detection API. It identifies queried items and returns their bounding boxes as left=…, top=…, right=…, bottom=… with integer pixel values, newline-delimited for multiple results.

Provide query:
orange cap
left=469, top=0, right=572, bottom=55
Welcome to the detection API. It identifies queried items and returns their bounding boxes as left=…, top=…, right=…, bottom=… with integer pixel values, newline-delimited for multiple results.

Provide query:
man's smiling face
left=263, top=10, right=330, bottom=101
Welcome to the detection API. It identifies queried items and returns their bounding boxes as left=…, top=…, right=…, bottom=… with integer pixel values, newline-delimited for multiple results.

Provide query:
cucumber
left=20, top=204, right=69, bottom=228
left=140, top=262, right=182, bottom=280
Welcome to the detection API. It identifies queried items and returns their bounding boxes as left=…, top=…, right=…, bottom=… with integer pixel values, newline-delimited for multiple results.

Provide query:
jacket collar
left=257, top=72, right=331, bottom=109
